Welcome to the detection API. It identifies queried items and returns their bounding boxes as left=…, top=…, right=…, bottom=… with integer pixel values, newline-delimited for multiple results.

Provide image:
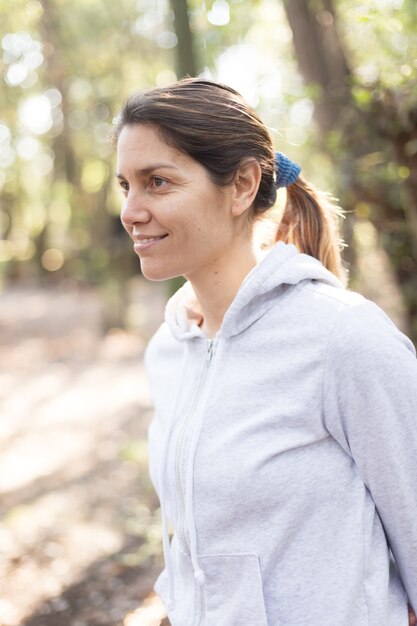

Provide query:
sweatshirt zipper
left=175, top=338, right=215, bottom=554
left=196, top=341, right=213, bottom=626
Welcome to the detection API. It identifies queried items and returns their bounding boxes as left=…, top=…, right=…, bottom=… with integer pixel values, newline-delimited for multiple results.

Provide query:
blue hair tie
left=275, top=152, right=301, bottom=188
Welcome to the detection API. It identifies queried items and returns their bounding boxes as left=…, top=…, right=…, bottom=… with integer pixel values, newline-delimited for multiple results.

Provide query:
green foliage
left=340, top=0, right=417, bottom=90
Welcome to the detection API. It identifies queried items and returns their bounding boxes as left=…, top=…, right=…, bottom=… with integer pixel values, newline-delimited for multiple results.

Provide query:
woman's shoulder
left=309, top=282, right=417, bottom=363
left=304, top=279, right=367, bottom=311
left=298, top=279, right=396, bottom=334
left=144, top=321, right=183, bottom=371
left=283, top=278, right=415, bottom=357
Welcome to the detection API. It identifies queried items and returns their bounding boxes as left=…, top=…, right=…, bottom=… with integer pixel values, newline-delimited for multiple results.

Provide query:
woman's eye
left=151, top=176, right=166, bottom=189
left=119, top=180, right=129, bottom=192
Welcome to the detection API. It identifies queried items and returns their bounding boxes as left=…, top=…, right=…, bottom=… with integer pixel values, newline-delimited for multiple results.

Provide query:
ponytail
left=274, top=175, right=348, bottom=286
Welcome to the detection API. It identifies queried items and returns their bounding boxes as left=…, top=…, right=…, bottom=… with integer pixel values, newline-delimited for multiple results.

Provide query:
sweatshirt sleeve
left=322, top=299, right=417, bottom=611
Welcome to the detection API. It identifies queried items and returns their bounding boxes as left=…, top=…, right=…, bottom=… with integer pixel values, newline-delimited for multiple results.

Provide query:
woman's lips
left=133, top=234, right=168, bottom=253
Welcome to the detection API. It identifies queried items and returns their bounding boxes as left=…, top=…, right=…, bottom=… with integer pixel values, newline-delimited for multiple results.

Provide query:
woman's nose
left=120, top=191, right=151, bottom=228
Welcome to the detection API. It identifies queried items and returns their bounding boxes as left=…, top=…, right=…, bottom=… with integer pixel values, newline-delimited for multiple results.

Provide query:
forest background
left=1, top=1, right=416, bottom=625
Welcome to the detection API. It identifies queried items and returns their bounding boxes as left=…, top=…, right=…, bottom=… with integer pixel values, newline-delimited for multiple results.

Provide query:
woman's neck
left=185, top=237, right=262, bottom=339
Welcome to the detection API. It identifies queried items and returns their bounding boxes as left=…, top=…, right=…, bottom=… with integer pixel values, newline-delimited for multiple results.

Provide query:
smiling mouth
left=133, top=234, right=169, bottom=253
left=137, top=235, right=168, bottom=244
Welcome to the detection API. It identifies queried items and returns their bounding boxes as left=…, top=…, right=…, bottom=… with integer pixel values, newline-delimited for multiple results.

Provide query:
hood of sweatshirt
left=165, top=241, right=345, bottom=342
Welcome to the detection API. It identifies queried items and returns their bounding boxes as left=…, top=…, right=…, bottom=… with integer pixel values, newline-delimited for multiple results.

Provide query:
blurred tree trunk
left=38, top=0, right=81, bottom=280
left=283, top=0, right=417, bottom=341
left=170, top=0, right=198, bottom=78
left=283, top=0, right=351, bottom=132
left=282, top=0, right=357, bottom=279
left=40, top=1, right=77, bottom=183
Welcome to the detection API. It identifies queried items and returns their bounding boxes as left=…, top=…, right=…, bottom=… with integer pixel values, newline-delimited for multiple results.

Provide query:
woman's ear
left=231, top=158, right=262, bottom=217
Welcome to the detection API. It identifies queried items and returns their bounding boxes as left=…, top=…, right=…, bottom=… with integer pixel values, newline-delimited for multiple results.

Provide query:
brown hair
left=114, top=77, right=347, bottom=283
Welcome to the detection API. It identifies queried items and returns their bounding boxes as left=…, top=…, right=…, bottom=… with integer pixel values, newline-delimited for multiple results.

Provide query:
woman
left=114, top=78, right=417, bottom=626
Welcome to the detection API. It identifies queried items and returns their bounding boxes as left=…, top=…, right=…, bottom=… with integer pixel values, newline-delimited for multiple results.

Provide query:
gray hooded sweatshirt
left=144, top=241, right=417, bottom=626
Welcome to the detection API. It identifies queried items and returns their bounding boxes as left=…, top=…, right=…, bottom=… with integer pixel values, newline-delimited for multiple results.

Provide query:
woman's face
left=116, top=123, right=240, bottom=283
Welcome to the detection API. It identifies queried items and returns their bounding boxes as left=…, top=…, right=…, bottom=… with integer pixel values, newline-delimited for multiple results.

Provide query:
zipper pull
left=206, top=339, right=214, bottom=366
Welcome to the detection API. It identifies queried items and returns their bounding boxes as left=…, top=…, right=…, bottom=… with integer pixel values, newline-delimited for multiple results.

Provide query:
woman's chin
left=140, top=262, right=182, bottom=283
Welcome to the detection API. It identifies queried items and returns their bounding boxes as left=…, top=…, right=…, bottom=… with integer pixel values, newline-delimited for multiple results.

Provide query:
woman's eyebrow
left=115, top=163, right=179, bottom=179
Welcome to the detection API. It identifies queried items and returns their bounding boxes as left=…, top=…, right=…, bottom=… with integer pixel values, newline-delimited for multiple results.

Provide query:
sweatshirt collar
left=165, top=241, right=344, bottom=341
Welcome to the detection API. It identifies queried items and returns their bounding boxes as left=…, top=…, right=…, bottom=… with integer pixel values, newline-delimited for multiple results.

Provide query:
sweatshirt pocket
left=198, top=553, right=268, bottom=626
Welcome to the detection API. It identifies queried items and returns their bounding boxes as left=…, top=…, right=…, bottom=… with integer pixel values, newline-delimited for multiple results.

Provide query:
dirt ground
left=0, top=279, right=170, bottom=626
